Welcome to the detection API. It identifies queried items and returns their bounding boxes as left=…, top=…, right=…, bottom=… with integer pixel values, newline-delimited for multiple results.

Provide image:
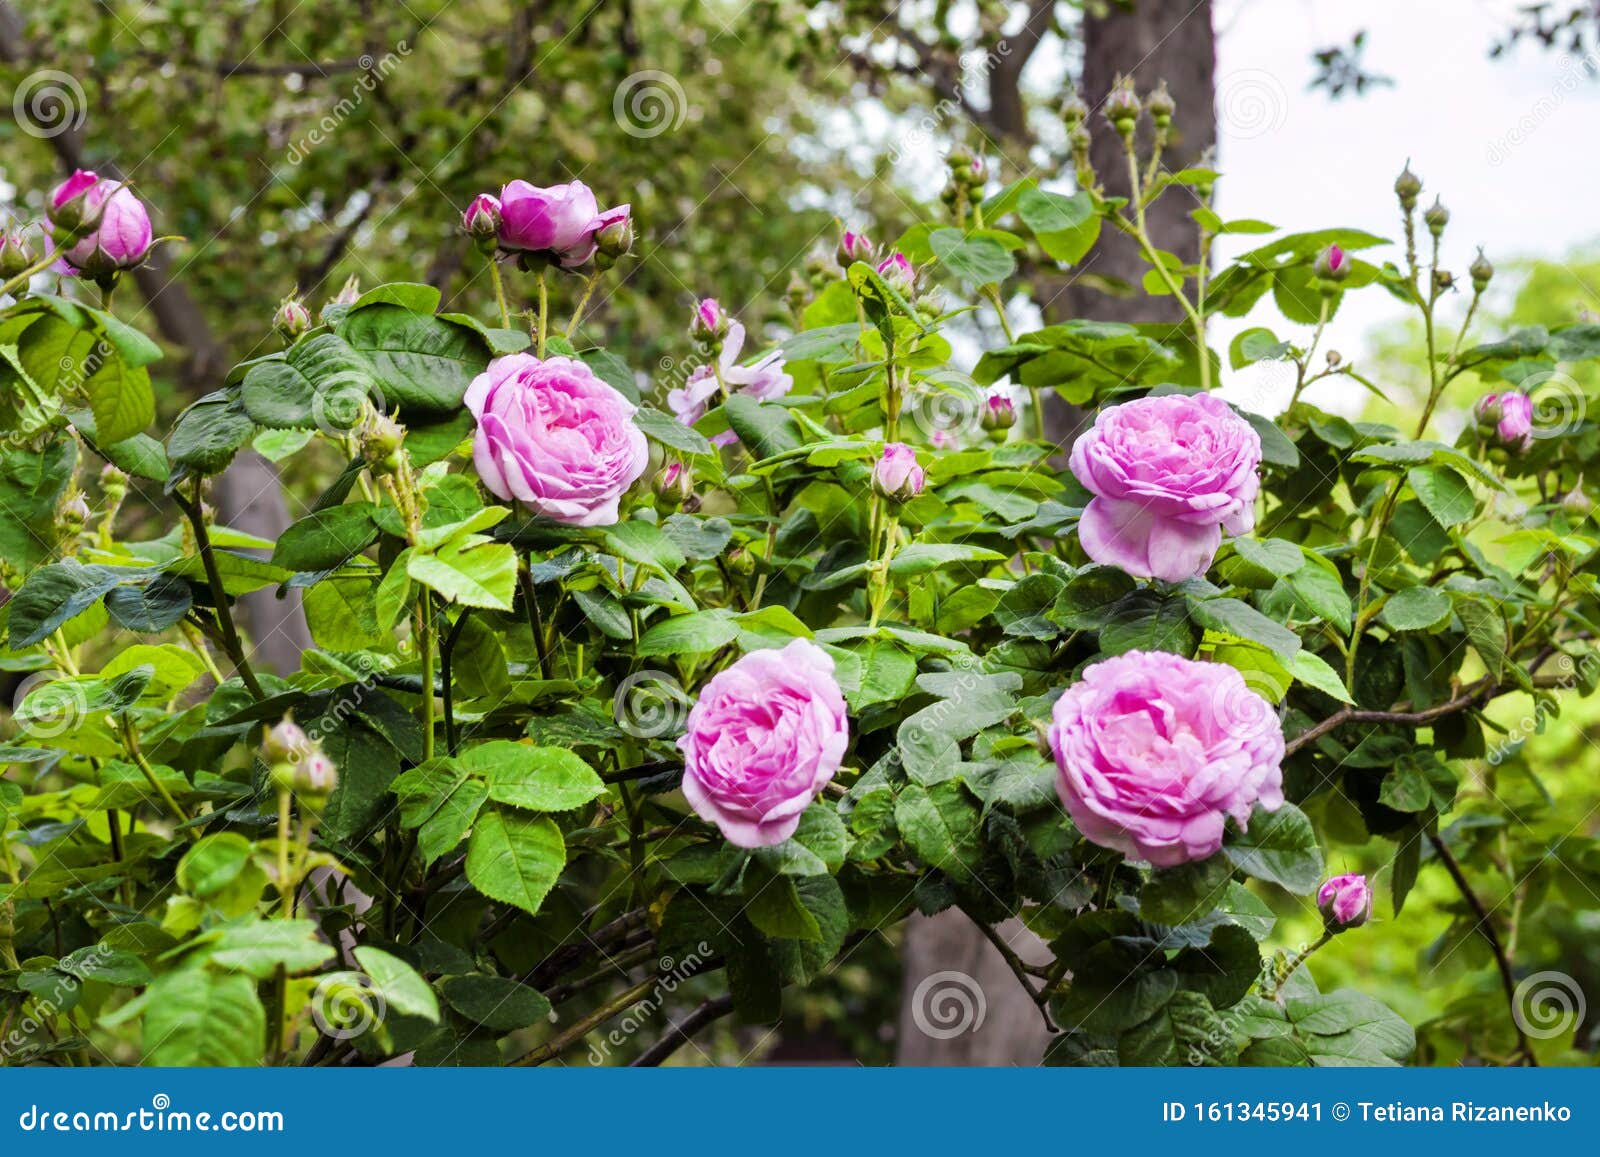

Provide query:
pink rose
left=871, top=442, right=924, bottom=502
left=667, top=320, right=791, bottom=448
left=1476, top=390, right=1533, bottom=450
left=1317, top=873, right=1373, bottom=930
left=47, top=170, right=153, bottom=276
left=462, top=193, right=502, bottom=238
left=465, top=354, right=648, bottom=526
left=689, top=297, right=728, bottom=344
left=876, top=251, right=914, bottom=292
left=837, top=230, right=873, bottom=268
left=1048, top=650, right=1285, bottom=868
left=1069, top=393, right=1262, bottom=583
left=679, top=639, right=849, bottom=847
left=497, top=180, right=626, bottom=269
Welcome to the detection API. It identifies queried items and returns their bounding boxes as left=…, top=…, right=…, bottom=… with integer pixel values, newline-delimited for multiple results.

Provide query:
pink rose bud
left=1314, top=244, right=1349, bottom=282
left=274, top=296, right=311, bottom=341
left=594, top=207, right=634, bottom=261
left=876, top=251, right=915, bottom=293
left=295, top=750, right=340, bottom=803
left=689, top=297, right=729, bottom=344
left=836, top=230, right=873, bottom=269
left=462, top=193, right=503, bottom=240
left=465, top=354, right=648, bottom=526
left=1050, top=650, right=1285, bottom=867
left=871, top=441, right=925, bottom=504
left=679, top=639, right=850, bottom=847
left=652, top=461, right=694, bottom=509
left=1317, top=873, right=1373, bottom=931
left=331, top=275, right=362, bottom=306
left=1069, top=393, right=1262, bottom=583
left=0, top=229, right=33, bottom=278
left=46, top=171, right=153, bottom=276
left=1476, top=390, right=1533, bottom=451
left=262, top=716, right=311, bottom=764
left=981, top=391, right=1016, bottom=434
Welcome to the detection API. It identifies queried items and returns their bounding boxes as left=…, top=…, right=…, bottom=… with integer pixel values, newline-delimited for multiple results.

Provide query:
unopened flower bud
left=726, top=545, right=756, bottom=576
left=360, top=409, right=405, bottom=472
left=1476, top=390, right=1533, bottom=453
left=982, top=392, right=1016, bottom=440
left=1317, top=873, right=1373, bottom=932
left=1145, top=80, right=1175, bottom=127
left=331, top=275, right=362, bottom=307
left=652, top=462, right=694, bottom=510
left=262, top=715, right=311, bottom=764
left=1563, top=482, right=1592, bottom=519
left=0, top=229, right=33, bottom=279
left=462, top=193, right=502, bottom=244
left=1325, top=350, right=1343, bottom=368
left=871, top=442, right=925, bottom=504
left=1060, top=92, right=1089, bottom=130
left=875, top=251, right=915, bottom=293
left=1470, top=248, right=1494, bottom=293
left=99, top=463, right=128, bottom=496
left=947, top=145, right=974, bottom=171
left=963, top=156, right=987, bottom=188
left=1103, top=76, right=1141, bottom=131
left=689, top=297, right=729, bottom=345
left=1394, top=162, right=1422, bottom=210
left=46, top=170, right=103, bottom=234
left=595, top=214, right=634, bottom=260
left=1433, top=268, right=1454, bottom=292
left=915, top=287, right=947, bottom=318
left=294, top=750, right=339, bottom=806
left=1314, top=243, right=1350, bottom=284
left=60, top=493, right=90, bottom=533
left=1423, top=196, right=1449, bottom=236
left=837, top=230, right=873, bottom=270
left=274, top=296, right=312, bottom=341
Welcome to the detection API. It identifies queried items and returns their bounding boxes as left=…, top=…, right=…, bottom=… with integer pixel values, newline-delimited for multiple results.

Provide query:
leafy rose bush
left=2, top=115, right=1599, bottom=1069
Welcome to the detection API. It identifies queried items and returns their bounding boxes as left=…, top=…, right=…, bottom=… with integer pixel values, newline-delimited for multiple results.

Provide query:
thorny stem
left=176, top=480, right=265, bottom=700
left=536, top=271, right=548, bottom=358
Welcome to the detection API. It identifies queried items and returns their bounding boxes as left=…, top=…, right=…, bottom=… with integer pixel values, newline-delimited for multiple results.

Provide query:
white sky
left=1211, top=0, right=1600, bottom=413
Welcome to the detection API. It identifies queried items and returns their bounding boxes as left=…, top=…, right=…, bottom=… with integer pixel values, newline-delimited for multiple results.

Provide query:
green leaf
left=338, top=305, right=491, bottom=416
left=1286, top=990, right=1414, bottom=1063
left=353, top=946, right=441, bottom=1023
left=1380, top=587, right=1452, bottom=632
left=141, top=968, right=265, bottom=1066
left=1018, top=188, right=1101, bottom=265
left=634, top=406, right=714, bottom=456
left=209, top=918, right=337, bottom=977
left=725, top=394, right=803, bottom=458
left=241, top=334, right=378, bottom=431
left=441, top=974, right=550, bottom=1030
left=57, top=945, right=152, bottom=987
left=929, top=227, right=1016, bottom=284
left=637, top=609, right=739, bottom=656
left=176, top=832, right=255, bottom=899
left=465, top=807, right=566, bottom=916
left=407, top=536, right=517, bottom=610
left=894, top=781, right=983, bottom=882
left=473, top=742, right=606, bottom=812
left=888, top=543, right=1006, bottom=576
left=1187, top=595, right=1301, bottom=661
left=1232, top=537, right=1304, bottom=577
left=1453, top=596, right=1507, bottom=678
left=1407, top=465, right=1475, bottom=527
left=271, top=503, right=378, bottom=571
left=602, top=519, right=687, bottom=574
left=168, top=393, right=255, bottom=474
left=1229, top=327, right=1291, bottom=369
left=391, top=758, right=488, bottom=865
left=1289, top=650, right=1353, bottom=704
left=1139, top=857, right=1234, bottom=927
left=744, top=859, right=823, bottom=941
left=1223, top=803, right=1323, bottom=893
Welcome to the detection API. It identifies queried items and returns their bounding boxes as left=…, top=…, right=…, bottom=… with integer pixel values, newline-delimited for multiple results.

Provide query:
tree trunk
left=894, top=0, right=1218, bottom=1067
left=1040, top=0, right=1218, bottom=445
left=0, top=0, right=311, bottom=674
